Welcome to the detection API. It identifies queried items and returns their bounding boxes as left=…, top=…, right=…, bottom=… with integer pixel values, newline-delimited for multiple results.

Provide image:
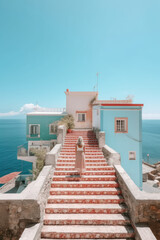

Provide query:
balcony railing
left=17, top=143, right=28, bottom=157
left=33, top=107, right=66, bottom=113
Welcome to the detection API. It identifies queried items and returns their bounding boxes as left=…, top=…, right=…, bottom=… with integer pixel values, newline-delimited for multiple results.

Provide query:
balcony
left=17, top=143, right=37, bottom=164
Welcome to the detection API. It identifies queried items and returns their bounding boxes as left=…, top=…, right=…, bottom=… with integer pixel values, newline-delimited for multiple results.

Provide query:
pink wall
left=65, top=90, right=98, bottom=129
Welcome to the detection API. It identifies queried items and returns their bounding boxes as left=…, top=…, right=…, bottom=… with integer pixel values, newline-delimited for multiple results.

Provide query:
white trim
left=27, top=112, right=66, bottom=116
left=29, top=124, right=40, bottom=138
left=77, top=113, right=86, bottom=122
left=115, top=118, right=127, bottom=133
left=49, top=122, right=58, bottom=135
left=129, top=151, right=136, bottom=160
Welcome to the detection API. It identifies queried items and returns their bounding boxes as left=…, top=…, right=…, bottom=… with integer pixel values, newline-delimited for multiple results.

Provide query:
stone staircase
left=41, top=130, right=135, bottom=239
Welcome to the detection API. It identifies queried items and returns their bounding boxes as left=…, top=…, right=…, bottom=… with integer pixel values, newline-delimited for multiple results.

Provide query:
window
left=115, top=118, right=128, bottom=133
left=78, top=113, right=86, bottom=122
left=49, top=122, right=58, bottom=134
left=29, top=124, right=40, bottom=137
left=129, top=151, right=136, bottom=160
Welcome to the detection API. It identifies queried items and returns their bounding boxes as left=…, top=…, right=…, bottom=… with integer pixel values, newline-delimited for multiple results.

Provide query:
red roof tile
left=0, top=172, right=21, bottom=184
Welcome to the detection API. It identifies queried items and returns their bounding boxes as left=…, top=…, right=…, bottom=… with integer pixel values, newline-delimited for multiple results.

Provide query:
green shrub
left=58, top=114, right=75, bottom=130
left=29, top=148, right=46, bottom=179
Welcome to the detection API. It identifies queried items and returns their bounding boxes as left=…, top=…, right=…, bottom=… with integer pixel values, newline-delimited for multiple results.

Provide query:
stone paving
left=40, top=130, right=135, bottom=239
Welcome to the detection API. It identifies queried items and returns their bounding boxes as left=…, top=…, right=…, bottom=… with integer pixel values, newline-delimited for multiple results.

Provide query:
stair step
left=55, top=167, right=113, bottom=171
left=54, top=171, right=115, bottom=176
left=52, top=176, right=117, bottom=181
left=60, top=154, right=104, bottom=157
left=40, top=130, right=135, bottom=239
left=48, top=196, right=124, bottom=204
left=57, top=159, right=106, bottom=162
left=51, top=181, right=119, bottom=188
left=62, top=145, right=102, bottom=151
left=61, top=150, right=101, bottom=152
left=43, top=213, right=130, bottom=225
left=56, top=163, right=108, bottom=166
left=45, top=203, right=127, bottom=214
left=59, top=156, right=104, bottom=159
left=63, top=145, right=99, bottom=147
left=50, top=187, right=121, bottom=195
left=41, top=239, right=134, bottom=240
left=41, top=225, right=134, bottom=239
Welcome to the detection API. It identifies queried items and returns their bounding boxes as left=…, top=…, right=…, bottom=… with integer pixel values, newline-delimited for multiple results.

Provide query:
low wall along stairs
left=40, top=130, right=135, bottom=239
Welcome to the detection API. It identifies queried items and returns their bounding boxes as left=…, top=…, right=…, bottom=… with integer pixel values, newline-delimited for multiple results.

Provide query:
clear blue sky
left=0, top=0, right=160, bottom=118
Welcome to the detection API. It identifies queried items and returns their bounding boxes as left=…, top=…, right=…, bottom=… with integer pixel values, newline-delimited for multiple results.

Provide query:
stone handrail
left=93, top=128, right=105, bottom=149
left=19, top=223, right=42, bottom=240
left=57, top=125, right=66, bottom=145
left=114, top=165, right=160, bottom=239
left=102, top=145, right=120, bottom=165
left=0, top=166, right=54, bottom=239
left=45, top=144, right=62, bottom=167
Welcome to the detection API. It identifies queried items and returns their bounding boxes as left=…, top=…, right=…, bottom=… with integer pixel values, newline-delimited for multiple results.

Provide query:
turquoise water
left=142, top=120, right=160, bottom=164
left=0, top=119, right=32, bottom=178
left=0, top=119, right=160, bottom=178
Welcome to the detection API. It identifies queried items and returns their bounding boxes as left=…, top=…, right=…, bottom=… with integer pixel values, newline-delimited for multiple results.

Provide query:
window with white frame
left=29, top=124, right=40, bottom=136
left=49, top=122, right=58, bottom=134
left=78, top=113, right=86, bottom=122
left=115, top=118, right=128, bottom=133
left=129, top=151, right=136, bottom=160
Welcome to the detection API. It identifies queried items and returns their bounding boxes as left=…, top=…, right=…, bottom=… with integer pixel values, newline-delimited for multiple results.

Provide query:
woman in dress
left=75, top=136, right=86, bottom=176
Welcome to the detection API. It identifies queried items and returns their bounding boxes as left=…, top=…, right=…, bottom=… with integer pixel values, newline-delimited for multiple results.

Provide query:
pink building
left=65, top=89, right=98, bottom=129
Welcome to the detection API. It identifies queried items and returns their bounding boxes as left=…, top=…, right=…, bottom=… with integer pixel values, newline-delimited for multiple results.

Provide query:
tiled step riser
left=54, top=172, right=115, bottom=176
left=64, top=142, right=98, bottom=144
left=65, top=139, right=98, bottom=141
left=63, top=143, right=98, bottom=145
left=60, top=153, right=103, bottom=155
left=55, top=168, right=113, bottom=171
left=40, top=239, right=135, bottom=240
left=60, top=152, right=102, bottom=154
left=51, top=183, right=119, bottom=188
left=52, top=177, right=117, bottom=181
left=50, top=190, right=121, bottom=195
left=64, top=144, right=99, bottom=146
left=56, top=164, right=108, bottom=167
left=41, top=232, right=134, bottom=239
left=45, top=208, right=127, bottom=214
left=65, top=138, right=97, bottom=140
left=57, top=160, right=106, bottom=163
left=59, top=156, right=105, bottom=159
left=47, top=199, right=124, bottom=204
left=43, top=219, right=130, bottom=226
left=62, top=148, right=100, bottom=150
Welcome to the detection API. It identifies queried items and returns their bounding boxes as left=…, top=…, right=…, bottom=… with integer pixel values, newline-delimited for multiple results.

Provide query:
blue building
left=92, top=100, right=143, bottom=188
left=22, top=90, right=143, bottom=188
left=26, top=111, right=66, bottom=152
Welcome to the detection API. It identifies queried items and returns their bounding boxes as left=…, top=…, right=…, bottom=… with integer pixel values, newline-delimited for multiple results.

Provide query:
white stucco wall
left=92, top=106, right=100, bottom=129
left=65, top=91, right=98, bottom=128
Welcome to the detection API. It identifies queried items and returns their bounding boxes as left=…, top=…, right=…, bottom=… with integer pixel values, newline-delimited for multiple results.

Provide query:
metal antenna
left=96, top=72, right=99, bottom=92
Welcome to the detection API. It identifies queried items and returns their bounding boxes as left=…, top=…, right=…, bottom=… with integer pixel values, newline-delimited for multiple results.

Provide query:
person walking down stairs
left=75, top=136, right=86, bottom=176
left=41, top=130, right=135, bottom=239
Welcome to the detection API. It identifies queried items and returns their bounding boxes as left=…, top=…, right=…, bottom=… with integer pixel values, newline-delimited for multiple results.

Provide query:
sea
left=0, top=119, right=160, bottom=179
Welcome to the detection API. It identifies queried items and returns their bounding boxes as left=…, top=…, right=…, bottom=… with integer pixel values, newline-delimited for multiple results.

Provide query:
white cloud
left=142, top=113, right=160, bottom=120
left=0, top=111, right=20, bottom=117
left=0, top=104, right=44, bottom=117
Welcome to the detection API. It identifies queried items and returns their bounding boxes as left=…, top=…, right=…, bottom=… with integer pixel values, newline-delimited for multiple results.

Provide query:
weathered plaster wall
left=102, top=144, right=121, bottom=165
left=115, top=165, right=160, bottom=240
left=0, top=166, right=53, bottom=240
left=92, top=106, right=100, bottom=129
